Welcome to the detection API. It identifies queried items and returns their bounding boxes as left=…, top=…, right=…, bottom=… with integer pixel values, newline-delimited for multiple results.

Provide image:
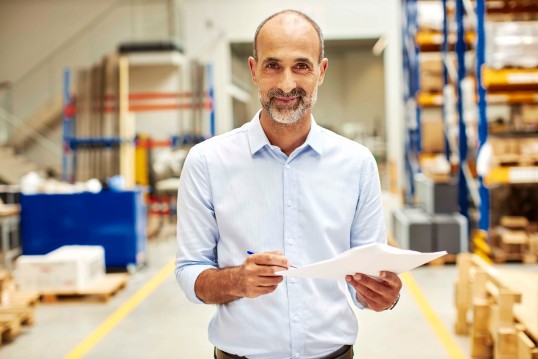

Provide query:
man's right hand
left=195, top=251, right=290, bottom=304
left=234, top=251, right=289, bottom=298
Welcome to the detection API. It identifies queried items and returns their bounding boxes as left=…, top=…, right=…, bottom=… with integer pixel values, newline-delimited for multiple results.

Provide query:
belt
left=214, top=345, right=353, bottom=359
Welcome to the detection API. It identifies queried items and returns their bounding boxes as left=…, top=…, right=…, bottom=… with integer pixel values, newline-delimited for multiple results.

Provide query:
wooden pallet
left=40, top=273, right=129, bottom=303
left=491, top=246, right=537, bottom=264
left=0, top=306, right=34, bottom=326
left=0, top=313, right=21, bottom=343
left=7, top=291, right=41, bottom=307
left=454, top=253, right=538, bottom=359
left=493, top=156, right=538, bottom=167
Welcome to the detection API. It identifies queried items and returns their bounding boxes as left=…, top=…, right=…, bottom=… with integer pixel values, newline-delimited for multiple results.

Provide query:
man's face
left=249, top=14, right=328, bottom=125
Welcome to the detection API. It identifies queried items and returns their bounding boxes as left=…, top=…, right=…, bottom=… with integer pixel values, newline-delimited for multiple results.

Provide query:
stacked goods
left=419, top=155, right=451, bottom=182
left=486, top=22, right=538, bottom=70
left=454, top=253, right=538, bottom=358
left=15, top=246, right=105, bottom=293
left=519, top=104, right=538, bottom=131
left=489, top=185, right=538, bottom=232
left=420, top=54, right=445, bottom=93
left=489, top=136, right=538, bottom=167
left=14, top=246, right=129, bottom=302
left=490, top=216, right=538, bottom=263
left=421, top=118, right=445, bottom=154
left=392, top=174, right=468, bottom=263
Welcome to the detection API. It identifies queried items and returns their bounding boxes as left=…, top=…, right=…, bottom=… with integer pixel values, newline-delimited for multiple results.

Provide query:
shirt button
left=287, top=238, right=294, bottom=245
left=290, top=277, right=296, bottom=283
left=285, top=164, right=291, bottom=169
left=293, top=314, right=299, bottom=322
left=287, top=200, right=293, bottom=207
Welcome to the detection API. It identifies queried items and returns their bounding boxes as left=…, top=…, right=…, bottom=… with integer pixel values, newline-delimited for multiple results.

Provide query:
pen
left=246, top=251, right=299, bottom=268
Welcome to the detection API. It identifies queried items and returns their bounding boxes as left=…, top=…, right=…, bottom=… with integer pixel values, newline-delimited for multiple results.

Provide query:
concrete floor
left=0, top=234, right=475, bottom=358
left=0, top=193, right=510, bottom=359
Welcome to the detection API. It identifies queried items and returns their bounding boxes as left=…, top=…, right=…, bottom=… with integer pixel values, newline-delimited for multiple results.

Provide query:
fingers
left=239, top=270, right=283, bottom=298
left=238, top=251, right=289, bottom=298
left=346, top=272, right=402, bottom=312
left=379, top=271, right=402, bottom=287
left=247, top=251, right=290, bottom=269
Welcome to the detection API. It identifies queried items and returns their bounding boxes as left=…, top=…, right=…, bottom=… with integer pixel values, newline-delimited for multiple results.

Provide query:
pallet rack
left=460, top=0, right=538, bottom=258
left=404, top=1, right=538, bottom=260
left=61, top=53, right=214, bottom=186
left=401, top=0, right=422, bottom=204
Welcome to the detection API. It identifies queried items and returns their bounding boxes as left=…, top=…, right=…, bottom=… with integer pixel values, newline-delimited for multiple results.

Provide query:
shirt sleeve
left=175, top=144, right=219, bottom=304
left=347, top=151, right=387, bottom=309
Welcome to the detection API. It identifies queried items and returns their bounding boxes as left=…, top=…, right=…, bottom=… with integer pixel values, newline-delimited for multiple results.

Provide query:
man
left=176, top=9, right=402, bottom=359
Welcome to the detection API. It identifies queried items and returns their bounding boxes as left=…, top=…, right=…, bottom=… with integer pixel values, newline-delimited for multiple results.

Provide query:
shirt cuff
left=177, top=264, right=217, bottom=304
left=347, top=283, right=367, bottom=310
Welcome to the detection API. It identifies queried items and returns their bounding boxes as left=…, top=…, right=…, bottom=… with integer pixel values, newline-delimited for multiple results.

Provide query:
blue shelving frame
left=402, top=0, right=422, bottom=204
left=475, top=0, right=490, bottom=233
left=455, top=0, right=470, bottom=227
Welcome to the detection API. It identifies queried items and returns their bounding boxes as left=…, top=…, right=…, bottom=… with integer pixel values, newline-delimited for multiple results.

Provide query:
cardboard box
left=15, top=245, right=105, bottom=292
left=420, top=74, right=444, bottom=93
left=421, top=118, right=445, bottom=153
left=522, top=104, right=538, bottom=125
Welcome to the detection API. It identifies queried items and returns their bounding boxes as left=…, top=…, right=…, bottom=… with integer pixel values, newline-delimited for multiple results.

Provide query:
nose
left=278, top=69, right=296, bottom=94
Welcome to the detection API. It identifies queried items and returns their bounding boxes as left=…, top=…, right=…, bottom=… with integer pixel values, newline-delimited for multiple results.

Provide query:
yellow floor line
left=401, top=272, right=468, bottom=359
left=64, top=260, right=175, bottom=359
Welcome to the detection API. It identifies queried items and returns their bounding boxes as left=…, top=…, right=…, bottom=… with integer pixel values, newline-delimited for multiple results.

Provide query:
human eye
left=295, top=63, right=310, bottom=71
left=265, top=62, right=280, bottom=70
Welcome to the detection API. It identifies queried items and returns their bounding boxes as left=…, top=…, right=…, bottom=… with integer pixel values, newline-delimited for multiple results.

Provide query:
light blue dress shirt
left=175, top=111, right=387, bottom=359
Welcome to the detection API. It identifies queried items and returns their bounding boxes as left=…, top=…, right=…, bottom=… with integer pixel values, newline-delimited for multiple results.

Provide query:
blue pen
left=247, top=251, right=299, bottom=268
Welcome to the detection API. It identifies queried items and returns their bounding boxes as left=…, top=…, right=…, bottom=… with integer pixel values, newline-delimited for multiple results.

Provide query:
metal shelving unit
left=447, top=0, right=538, bottom=258
left=401, top=0, right=422, bottom=204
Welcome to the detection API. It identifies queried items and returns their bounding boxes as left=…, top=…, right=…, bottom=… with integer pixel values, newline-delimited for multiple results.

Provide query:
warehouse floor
left=1, top=193, right=533, bottom=359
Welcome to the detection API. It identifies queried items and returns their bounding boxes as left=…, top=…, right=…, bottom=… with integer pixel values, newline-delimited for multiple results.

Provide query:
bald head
left=253, top=10, right=324, bottom=64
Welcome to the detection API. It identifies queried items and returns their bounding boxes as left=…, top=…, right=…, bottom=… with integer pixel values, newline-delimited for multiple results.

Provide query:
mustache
left=267, top=88, right=307, bottom=99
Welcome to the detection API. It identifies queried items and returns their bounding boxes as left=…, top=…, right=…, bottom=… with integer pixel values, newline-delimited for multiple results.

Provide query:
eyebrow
left=295, top=58, right=314, bottom=67
left=262, top=57, right=314, bottom=67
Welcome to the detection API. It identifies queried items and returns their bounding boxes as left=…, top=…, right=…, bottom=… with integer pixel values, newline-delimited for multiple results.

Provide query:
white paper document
left=276, top=243, right=447, bottom=280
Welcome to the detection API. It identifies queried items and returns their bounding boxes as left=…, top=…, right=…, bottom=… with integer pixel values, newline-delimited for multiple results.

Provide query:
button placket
left=283, top=159, right=303, bottom=357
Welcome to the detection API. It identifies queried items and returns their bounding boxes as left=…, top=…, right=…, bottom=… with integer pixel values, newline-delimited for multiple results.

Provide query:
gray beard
left=259, top=87, right=318, bottom=125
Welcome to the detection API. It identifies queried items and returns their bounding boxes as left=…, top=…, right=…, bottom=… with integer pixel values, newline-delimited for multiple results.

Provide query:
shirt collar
left=247, top=110, right=324, bottom=156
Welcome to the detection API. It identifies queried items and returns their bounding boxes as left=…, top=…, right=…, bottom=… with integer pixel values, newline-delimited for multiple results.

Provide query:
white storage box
left=15, top=245, right=105, bottom=292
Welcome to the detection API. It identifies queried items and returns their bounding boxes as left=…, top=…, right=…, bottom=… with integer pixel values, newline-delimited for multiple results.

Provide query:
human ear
left=248, top=57, right=258, bottom=84
left=317, top=58, right=329, bottom=86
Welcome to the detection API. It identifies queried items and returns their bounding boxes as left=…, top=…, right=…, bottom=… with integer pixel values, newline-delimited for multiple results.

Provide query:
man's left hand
left=345, top=271, right=402, bottom=312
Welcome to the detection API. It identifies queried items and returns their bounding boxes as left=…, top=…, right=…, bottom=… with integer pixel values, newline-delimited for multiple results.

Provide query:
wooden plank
left=502, top=230, right=528, bottom=245
left=518, top=330, right=538, bottom=359
left=8, top=292, right=40, bottom=307
left=454, top=253, right=472, bottom=335
left=496, top=327, right=518, bottom=359
left=0, top=306, right=34, bottom=325
left=40, top=274, right=128, bottom=303
left=0, top=204, right=20, bottom=217
left=471, top=299, right=493, bottom=358
left=0, top=313, right=21, bottom=342
left=497, top=270, right=538, bottom=343
left=118, top=56, right=135, bottom=188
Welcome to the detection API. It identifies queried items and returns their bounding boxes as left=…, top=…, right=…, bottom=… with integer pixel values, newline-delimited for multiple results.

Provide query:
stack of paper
left=276, top=243, right=447, bottom=280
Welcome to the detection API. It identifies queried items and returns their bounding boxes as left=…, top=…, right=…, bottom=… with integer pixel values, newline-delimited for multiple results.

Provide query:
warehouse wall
left=0, top=0, right=117, bottom=83
left=0, top=0, right=404, bottom=190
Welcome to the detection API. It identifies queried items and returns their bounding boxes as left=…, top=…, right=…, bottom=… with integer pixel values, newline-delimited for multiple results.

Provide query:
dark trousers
left=214, top=345, right=353, bottom=359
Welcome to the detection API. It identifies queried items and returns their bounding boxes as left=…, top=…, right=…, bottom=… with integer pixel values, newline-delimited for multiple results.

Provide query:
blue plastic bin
left=20, top=190, right=147, bottom=268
